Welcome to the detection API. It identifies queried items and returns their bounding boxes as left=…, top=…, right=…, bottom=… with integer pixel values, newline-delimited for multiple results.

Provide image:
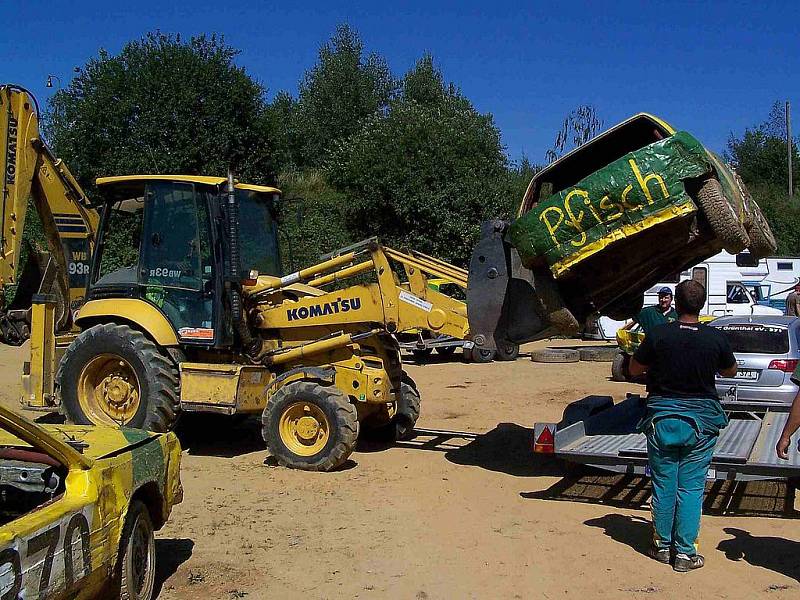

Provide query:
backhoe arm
left=1, top=85, right=98, bottom=345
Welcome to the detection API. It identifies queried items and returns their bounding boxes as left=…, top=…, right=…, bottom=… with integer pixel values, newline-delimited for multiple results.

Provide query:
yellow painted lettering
left=629, top=159, right=669, bottom=205
left=539, top=206, right=565, bottom=247
left=583, top=196, right=603, bottom=225
left=620, top=184, right=640, bottom=210
left=599, top=195, right=623, bottom=221
left=564, top=190, right=588, bottom=247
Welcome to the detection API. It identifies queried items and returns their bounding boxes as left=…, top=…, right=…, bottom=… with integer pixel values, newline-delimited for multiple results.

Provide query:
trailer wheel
left=530, top=348, right=580, bottom=363
left=689, top=176, right=750, bottom=254
left=262, top=380, right=358, bottom=471
left=464, top=346, right=495, bottom=363
left=58, top=324, right=180, bottom=432
left=494, top=341, right=520, bottom=361
left=611, top=353, right=629, bottom=381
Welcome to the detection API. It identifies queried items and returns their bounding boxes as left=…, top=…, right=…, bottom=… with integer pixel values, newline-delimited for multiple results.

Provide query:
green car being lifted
left=467, top=113, right=777, bottom=354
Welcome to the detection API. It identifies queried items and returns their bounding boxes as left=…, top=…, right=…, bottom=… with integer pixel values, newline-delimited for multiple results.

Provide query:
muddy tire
left=464, top=346, right=495, bottom=363
left=611, top=353, right=629, bottom=381
left=114, top=500, right=156, bottom=600
left=262, top=380, right=358, bottom=471
left=578, top=346, right=619, bottom=362
left=494, top=340, right=520, bottom=361
left=690, top=176, right=750, bottom=254
left=530, top=348, right=580, bottom=363
left=745, top=199, right=777, bottom=259
left=57, top=324, right=180, bottom=431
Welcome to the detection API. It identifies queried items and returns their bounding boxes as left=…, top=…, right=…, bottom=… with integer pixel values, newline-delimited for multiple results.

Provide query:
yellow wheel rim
left=77, top=354, right=141, bottom=426
left=278, top=402, right=330, bottom=457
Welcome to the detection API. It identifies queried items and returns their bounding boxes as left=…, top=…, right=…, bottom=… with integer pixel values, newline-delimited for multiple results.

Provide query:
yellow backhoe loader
left=1, top=84, right=472, bottom=471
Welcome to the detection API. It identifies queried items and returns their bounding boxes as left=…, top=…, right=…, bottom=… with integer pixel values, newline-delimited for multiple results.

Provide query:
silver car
left=712, top=316, right=800, bottom=405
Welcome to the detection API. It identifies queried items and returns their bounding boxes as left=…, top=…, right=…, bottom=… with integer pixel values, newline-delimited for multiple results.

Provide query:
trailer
left=534, top=394, right=800, bottom=481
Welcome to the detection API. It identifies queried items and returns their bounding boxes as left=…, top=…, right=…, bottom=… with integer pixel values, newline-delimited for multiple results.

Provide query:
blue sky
left=3, top=0, right=797, bottom=164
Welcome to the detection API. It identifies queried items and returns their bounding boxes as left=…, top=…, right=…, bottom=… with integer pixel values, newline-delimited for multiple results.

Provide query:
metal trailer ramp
left=552, top=395, right=800, bottom=481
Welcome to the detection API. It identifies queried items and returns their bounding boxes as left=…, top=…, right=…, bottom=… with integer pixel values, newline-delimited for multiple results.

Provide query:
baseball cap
left=658, top=287, right=673, bottom=296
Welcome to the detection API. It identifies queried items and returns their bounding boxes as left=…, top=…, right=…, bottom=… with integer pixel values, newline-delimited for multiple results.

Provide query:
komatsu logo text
left=287, top=297, right=362, bottom=321
left=5, top=115, right=18, bottom=183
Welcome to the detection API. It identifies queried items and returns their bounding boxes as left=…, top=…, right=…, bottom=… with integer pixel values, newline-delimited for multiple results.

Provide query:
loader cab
left=88, top=176, right=281, bottom=347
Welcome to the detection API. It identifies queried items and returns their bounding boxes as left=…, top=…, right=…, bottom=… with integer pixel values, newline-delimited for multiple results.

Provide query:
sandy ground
left=1, top=341, right=800, bottom=599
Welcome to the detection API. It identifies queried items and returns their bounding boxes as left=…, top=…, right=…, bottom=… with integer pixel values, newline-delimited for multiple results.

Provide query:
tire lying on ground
left=530, top=348, right=580, bottom=363
left=578, top=345, right=620, bottom=362
left=689, top=176, right=750, bottom=254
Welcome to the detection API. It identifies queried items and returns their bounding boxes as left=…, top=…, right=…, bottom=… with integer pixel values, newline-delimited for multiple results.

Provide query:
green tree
left=291, top=24, right=395, bottom=168
left=45, top=32, right=279, bottom=192
left=326, top=55, right=509, bottom=265
left=545, top=105, right=604, bottom=164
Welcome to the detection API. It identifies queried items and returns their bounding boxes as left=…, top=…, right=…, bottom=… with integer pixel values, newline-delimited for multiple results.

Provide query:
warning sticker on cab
left=398, top=290, right=432, bottom=312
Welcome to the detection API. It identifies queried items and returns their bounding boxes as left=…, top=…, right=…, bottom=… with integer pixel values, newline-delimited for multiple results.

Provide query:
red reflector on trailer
left=533, top=425, right=555, bottom=453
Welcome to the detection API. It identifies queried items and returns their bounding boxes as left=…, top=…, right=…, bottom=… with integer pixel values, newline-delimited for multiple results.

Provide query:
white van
left=592, top=251, right=782, bottom=339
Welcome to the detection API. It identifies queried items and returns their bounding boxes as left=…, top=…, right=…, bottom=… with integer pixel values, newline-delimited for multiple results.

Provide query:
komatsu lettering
left=287, top=297, right=362, bottom=321
left=5, top=115, right=18, bottom=183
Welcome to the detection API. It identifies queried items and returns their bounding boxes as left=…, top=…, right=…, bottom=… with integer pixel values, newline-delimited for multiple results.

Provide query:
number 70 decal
left=0, top=507, right=93, bottom=598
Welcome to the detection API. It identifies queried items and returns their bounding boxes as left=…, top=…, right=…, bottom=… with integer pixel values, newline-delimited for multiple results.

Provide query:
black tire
left=464, top=346, right=495, bottom=363
left=530, top=348, right=580, bottom=363
left=611, top=352, right=629, bottom=381
left=578, top=346, right=619, bottom=362
left=394, top=377, right=422, bottom=440
left=57, top=324, right=180, bottom=432
left=690, top=176, right=750, bottom=254
left=262, top=380, right=358, bottom=471
left=115, top=500, right=156, bottom=600
left=435, top=345, right=457, bottom=356
left=411, top=348, right=433, bottom=360
left=494, top=340, right=520, bottom=361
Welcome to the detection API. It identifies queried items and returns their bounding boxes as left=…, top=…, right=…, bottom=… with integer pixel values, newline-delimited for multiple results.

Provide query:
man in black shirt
left=630, top=280, right=737, bottom=571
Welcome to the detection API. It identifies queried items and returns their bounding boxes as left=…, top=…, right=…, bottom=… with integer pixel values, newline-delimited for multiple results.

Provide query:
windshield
left=238, top=190, right=281, bottom=276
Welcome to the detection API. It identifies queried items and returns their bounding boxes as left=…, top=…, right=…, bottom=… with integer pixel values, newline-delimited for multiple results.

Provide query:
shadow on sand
left=154, top=538, right=194, bottom=596
left=717, top=527, right=800, bottom=582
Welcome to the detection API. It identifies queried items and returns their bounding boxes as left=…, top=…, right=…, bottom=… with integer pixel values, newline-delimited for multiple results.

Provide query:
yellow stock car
left=0, top=406, right=182, bottom=599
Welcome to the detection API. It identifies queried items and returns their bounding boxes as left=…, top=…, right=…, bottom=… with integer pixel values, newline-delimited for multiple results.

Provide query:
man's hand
left=776, top=435, right=792, bottom=460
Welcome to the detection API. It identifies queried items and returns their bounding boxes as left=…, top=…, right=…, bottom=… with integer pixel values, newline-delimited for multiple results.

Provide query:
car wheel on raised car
left=689, top=176, right=750, bottom=254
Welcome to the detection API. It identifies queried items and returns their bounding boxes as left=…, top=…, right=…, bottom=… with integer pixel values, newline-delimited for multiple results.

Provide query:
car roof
left=711, top=315, right=799, bottom=328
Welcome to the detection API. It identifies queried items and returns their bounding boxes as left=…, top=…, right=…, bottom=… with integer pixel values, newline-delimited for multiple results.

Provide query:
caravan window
left=777, top=262, right=793, bottom=271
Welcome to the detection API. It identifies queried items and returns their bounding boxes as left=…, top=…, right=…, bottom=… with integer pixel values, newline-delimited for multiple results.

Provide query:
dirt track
left=2, top=341, right=799, bottom=599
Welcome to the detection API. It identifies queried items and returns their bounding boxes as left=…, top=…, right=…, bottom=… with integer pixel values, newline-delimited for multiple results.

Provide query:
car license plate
left=735, top=369, right=759, bottom=380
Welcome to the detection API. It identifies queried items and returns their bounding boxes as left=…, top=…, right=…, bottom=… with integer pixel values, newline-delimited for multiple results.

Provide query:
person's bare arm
left=628, top=356, right=648, bottom=377
left=777, top=389, right=800, bottom=459
left=718, top=362, right=738, bottom=378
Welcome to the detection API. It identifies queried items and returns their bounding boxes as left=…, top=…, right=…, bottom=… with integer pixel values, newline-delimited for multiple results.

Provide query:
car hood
left=0, top=423, right=159, bottom=461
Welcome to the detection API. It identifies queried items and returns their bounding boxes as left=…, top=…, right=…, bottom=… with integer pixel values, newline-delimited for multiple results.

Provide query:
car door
left=0, top=410, right=105, bottom=599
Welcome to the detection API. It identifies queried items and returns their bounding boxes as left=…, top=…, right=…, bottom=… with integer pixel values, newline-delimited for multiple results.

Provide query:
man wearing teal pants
left=630, top=280, right=737, bottom=571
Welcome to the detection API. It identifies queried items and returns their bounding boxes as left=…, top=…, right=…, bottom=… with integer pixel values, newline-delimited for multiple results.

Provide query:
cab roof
left=95, top=175, right=281, bottom=198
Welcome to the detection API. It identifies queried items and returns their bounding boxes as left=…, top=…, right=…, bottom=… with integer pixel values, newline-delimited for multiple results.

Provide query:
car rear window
left=715, top=323, right=789, bottom=354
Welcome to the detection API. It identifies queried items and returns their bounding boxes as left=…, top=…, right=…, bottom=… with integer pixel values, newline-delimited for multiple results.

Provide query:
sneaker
left=673, top=553, right=705, bottom=572
left=647, top=545, right=671, bottom=564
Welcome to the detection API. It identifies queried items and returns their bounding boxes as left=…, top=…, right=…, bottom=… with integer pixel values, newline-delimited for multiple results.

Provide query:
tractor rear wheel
left=58, top=324, right=180, bottom=431
left=262, top=381, right=358, bottom=471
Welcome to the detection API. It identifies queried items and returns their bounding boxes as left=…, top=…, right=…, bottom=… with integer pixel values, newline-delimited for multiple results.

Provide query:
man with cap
left=625, top=287, right=678, bottom=335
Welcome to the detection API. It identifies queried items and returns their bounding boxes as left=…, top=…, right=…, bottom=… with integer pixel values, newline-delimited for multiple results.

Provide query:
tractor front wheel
left=262, top=381, right=358, bottom=471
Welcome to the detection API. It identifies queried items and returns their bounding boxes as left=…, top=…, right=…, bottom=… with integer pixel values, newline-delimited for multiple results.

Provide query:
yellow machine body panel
left=75, top=298, right=179, bottom=346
